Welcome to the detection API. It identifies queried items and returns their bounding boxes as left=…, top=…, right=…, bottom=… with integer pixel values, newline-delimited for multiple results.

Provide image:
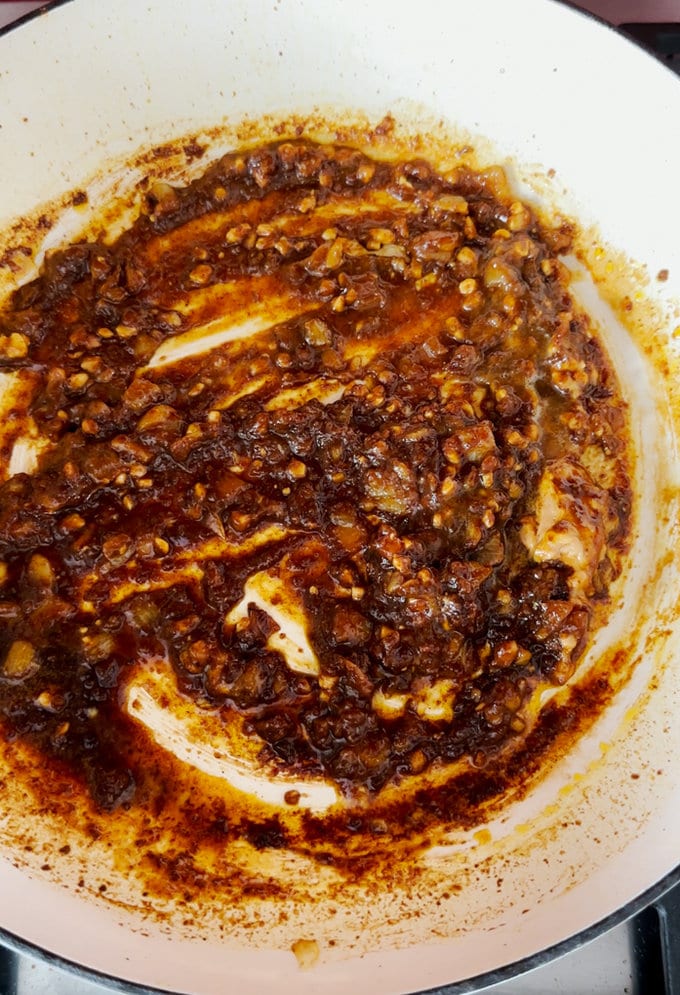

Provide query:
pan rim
left=0, top=863, right=679, bottom=994
left=0, top=0, right=678, bottom=992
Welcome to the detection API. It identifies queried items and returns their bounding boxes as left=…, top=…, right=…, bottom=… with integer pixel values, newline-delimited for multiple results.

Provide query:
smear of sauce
left=0, top=133, right=636, bottom=916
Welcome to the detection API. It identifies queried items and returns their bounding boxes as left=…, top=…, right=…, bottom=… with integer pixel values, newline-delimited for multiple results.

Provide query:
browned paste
left=0, top=137, right=633, bottom=903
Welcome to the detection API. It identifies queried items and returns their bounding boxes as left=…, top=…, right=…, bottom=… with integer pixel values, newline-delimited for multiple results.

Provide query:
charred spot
left=245, top=817, right=289, bottom=850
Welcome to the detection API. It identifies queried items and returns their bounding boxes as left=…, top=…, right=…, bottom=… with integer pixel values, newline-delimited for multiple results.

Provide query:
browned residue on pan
left=0, top=112, right=678, bottom=959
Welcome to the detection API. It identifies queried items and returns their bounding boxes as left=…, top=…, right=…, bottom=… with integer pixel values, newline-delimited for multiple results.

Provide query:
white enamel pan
left=0, top=1, right=680, bottom=992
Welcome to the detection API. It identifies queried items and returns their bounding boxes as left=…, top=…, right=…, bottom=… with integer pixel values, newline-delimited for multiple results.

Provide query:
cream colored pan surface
left=0, top=1, right=679, bottom=992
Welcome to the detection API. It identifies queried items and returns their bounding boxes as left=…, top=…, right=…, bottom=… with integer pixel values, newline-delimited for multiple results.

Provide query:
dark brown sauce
left=0, top=139, right=632, bottom=873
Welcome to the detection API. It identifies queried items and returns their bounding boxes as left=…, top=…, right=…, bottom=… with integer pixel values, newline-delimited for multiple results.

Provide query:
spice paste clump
left=0, top=139, right=631, bottom=814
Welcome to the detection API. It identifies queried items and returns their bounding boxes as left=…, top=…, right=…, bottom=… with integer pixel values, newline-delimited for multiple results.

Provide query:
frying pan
left=0, top=1, right=680, bottom=992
